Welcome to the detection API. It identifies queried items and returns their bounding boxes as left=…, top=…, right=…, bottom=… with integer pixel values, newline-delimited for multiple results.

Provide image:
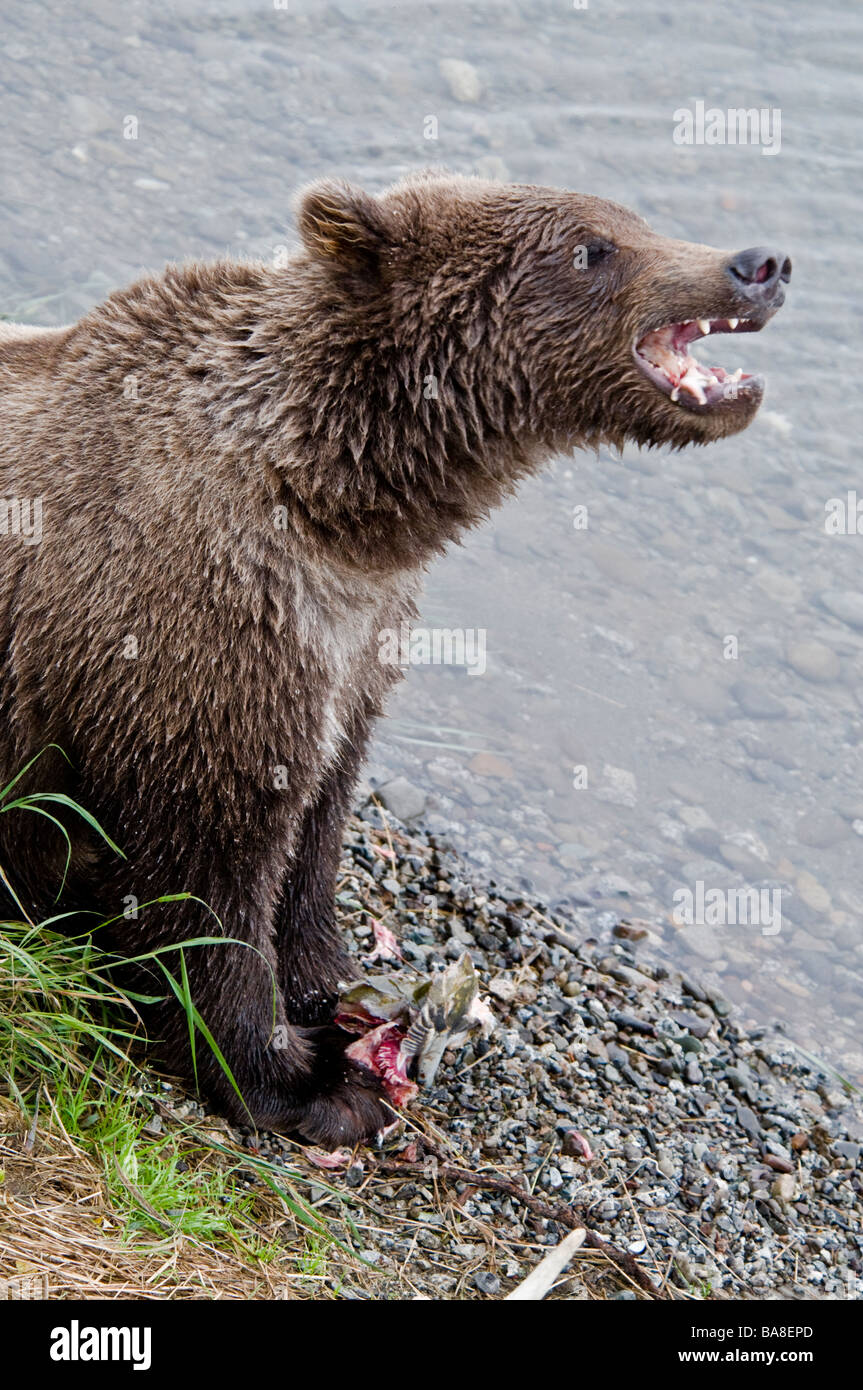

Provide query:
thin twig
left=372, top=1147, right=661, bottom=1297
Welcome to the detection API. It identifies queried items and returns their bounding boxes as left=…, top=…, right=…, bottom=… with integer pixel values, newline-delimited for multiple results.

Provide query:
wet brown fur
left=0, top=172, right=779, bottom=1144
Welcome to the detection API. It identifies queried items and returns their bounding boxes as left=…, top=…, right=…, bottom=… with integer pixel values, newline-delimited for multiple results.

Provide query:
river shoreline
left=186, top=798, right=863, bottom=1300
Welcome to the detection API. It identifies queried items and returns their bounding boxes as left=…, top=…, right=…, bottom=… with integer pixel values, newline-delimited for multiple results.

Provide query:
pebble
left=439, top=58, right=482, bottom=103
left=764, top=1154, right=794, bottom=1174
left=795, top=871, right=831, bottom=915
left=771, top=1173, right=796, bottom=1203
left=375, top=777, right=427, bottom=823
left=719, top=840, right=766, bottom=876
left=736, top=1105, right=762, bottom=1140
left=469, top=752, right=514, bottom=779
left=731, top=681, right=787, bottom=719
left=610, top=1011, right=655, bottom=1036
left=819, top=590, right=863, bottom=631
left=672, top=1011, right=712, bottom=1039
left=678, top=805, right=716, bottom=831
left=595, top=764, right=638, bottom=808
left=558, top=842, right=593, bottom=869
left=794, top=811, right=849, bottom=849
left=785, top=641, right=841, bottom=683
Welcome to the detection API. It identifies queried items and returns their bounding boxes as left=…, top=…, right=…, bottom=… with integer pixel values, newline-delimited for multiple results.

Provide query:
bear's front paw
left=276, top=1025, right=393, bottom=1146
left=227, top=1024, right=390, bottom=1148
left=208, top=1022, right=391, bottom=1146
left=289, top=1055, right=393, bottom=1149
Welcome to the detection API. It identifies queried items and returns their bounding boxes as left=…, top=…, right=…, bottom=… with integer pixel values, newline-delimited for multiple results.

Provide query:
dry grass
left=0, top=1088, right=662, bottom=1301
left=0, top=1096, right=364, bottom=1300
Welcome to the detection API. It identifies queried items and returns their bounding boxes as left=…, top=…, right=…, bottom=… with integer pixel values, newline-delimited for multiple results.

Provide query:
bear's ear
left=296, top=180, right=392, bottom=272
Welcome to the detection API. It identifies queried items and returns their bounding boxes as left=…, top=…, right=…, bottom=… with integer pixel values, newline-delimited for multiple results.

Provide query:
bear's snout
left=725, top=246, right=792, bottom=311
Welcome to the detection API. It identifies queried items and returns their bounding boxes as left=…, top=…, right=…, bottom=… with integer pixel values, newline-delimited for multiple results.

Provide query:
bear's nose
left=725, top=246, right=792, bottom=303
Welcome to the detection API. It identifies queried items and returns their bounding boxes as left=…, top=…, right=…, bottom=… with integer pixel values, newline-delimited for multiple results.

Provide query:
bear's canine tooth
left=728, top=317, right=739, bottom=329
left=697, top=319, right=711, bottom=336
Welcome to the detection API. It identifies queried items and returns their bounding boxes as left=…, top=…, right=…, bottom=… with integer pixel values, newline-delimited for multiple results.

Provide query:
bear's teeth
left=678, top=367, right=708, bottom=404
left=728, top=317, right=739, bottom=329
left=697, top=319, right=711, bottom=336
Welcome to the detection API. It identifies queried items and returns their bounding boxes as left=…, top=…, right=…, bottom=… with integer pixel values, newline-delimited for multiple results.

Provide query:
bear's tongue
left=636, top=318, right=750, bottom=404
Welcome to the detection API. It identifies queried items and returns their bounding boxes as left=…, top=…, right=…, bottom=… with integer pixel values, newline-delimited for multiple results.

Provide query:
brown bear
left=0, top=171, right=790, bottom=1146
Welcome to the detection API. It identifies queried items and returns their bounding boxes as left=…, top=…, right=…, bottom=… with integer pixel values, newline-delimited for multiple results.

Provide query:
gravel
left=188, top=800, right=862, bottom=1301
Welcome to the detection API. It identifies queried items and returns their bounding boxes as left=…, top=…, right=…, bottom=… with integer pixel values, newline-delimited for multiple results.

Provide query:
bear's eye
left=584, top=239, right=617, bottom=268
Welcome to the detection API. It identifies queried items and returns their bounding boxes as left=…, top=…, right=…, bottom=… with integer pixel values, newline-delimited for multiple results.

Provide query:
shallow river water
left=1, top=0, right=861, bottom=1081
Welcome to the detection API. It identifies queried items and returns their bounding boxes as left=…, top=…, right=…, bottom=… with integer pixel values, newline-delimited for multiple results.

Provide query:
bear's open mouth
left=633, top=317, right=765, bottom=410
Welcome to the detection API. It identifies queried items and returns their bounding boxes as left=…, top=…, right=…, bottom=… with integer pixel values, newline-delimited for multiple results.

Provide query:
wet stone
left=375, top=777, right=427, bottom=823
left=794, top=811, right=849, bottom=849
left=736, top=1105, right=762, bottom=1140
left=785, top=641, right=841, bottom=684
left=819, top=590, right=863, bottom=631
left=731, top=681, right=787, bottom=720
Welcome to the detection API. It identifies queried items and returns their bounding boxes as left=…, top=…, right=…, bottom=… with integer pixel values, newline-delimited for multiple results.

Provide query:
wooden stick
left=373, top=1149, right=662, bottom=1298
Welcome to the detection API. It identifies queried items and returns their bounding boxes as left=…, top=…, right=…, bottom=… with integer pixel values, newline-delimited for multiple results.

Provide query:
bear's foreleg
left=275, top=723, right=368, bottom=1026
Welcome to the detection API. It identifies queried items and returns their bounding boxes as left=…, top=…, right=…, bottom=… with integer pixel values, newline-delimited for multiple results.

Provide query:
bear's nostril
left=726, top=245, right=790, bottom=297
